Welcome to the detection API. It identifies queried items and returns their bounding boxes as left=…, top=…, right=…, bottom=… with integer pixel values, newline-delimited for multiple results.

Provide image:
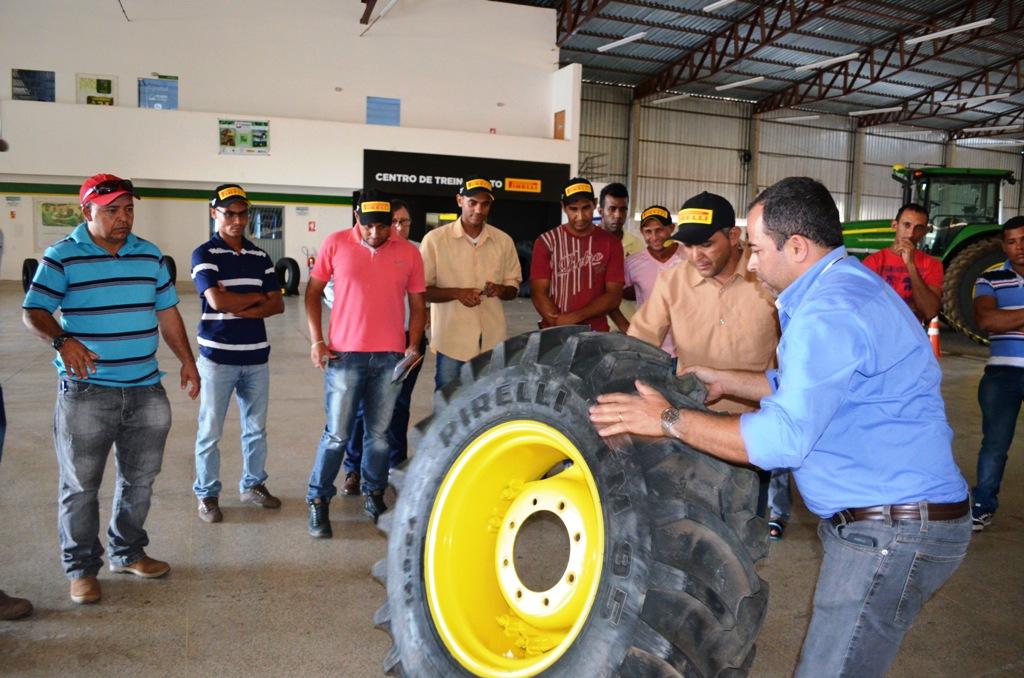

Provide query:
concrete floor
left=0, top=279, right=1021, bottom=677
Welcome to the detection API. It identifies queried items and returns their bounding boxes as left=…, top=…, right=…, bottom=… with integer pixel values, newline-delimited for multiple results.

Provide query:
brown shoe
left=240, top=483, right=281, bottom=509
left=198, top=497, right=223, bottom=523
left=341, top=472, right=360, bottom=496
left=110, top=557, right=170, bottom=579
left=0, top=590, right=33, bottom=619
left=69, top=577, right=101, bottom=605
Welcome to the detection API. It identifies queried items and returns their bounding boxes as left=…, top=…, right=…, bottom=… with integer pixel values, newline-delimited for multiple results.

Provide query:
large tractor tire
left=942, top=237, right=1004, bottom=344
left=375, top=327, right=768, bottom=678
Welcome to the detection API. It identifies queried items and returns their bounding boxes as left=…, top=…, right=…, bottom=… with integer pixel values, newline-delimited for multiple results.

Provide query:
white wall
left=0, top=0, right=582, bottom=280
left=0, top=0, right=559, bottom=137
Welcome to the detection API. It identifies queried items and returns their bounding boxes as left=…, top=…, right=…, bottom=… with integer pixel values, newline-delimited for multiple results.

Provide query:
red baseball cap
left=79, top=173, right=140, bottom=206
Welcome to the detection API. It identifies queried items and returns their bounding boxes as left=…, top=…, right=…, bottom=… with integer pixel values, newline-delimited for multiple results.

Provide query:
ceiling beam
left=855, top=54, right=1024, bottom=127
left=754, top=0, right=1023, bottom=114
left=633, top=0, right=840, bottom=100
left=556, top=0, right=614, bottom=47
left=948, top=104, right=1024, bottom=139
left=360, top=0, right=378, bottom=24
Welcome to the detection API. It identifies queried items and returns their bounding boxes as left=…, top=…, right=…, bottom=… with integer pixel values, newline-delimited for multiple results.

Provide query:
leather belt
left=830, top=498, right=969, bottom=527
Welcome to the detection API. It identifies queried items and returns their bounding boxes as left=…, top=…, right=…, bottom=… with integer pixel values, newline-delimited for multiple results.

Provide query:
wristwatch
left=660, top=407, right=681, bottom=438
left=52, top=333, right=73, bottom=351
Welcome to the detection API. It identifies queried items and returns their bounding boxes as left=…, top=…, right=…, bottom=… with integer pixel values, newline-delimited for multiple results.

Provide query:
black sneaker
left=972, top=511, right=993, bottom=532
left=308, top=499, right=332, bottom=538
left=364, top=492, right=387, bottom=524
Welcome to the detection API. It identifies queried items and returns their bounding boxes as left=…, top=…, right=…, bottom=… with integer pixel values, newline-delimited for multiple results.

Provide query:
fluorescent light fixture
left=960, top=138, right=1024, bottom=146
left=775, top=115, right=821, bottom=122
left=938, top=92, right=1011, bottom=107
left=651, top=93, right=691, bottom=105
left=961, top=124, right=1024, bottom=133
left=848, top=105, right=903, bottom=117
left=794, top=52, right=860, bottom=72
left=703, top=0, right=737, bottom=11
left=904, top=18, right=995, bottom=45
left=597, top=31, right=647, bottom=52
left=715, top=76, right=765, bottom=91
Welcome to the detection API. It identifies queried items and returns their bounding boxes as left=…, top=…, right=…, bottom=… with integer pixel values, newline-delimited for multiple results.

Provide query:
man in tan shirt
left=421, top=176, right=522, bottom=390
left=628, top=191, right=779, bottom=414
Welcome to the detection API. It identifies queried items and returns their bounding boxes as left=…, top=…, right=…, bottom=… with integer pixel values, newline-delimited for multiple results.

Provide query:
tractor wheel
left=375, top=327, right=768, bottom=677
left=275, top=257, right=301, bottom=296
left=942, top=237, right=1004, bottom=344
left=161, top=255, right=177, bottom=285
left=22, top=258, right=38, bottom=293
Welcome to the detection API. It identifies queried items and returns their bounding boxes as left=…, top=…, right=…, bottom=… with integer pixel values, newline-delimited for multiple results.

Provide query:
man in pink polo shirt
left=303, top=191, right=426, bottom=537
left=622, top=205, right=685, bottom=358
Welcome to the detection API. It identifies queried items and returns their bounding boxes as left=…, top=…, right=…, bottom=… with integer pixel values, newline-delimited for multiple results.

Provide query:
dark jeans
left=345, top=335, right=426, bottom=472
left=434, top=351, right=466, bottom=392
left=972, top=365, right=1024, bottom=514
left=796, top=512, right=971, bottom=676
left=307, top=352, right=401, bottom=501
left=53, top=379, right=171, bottom=579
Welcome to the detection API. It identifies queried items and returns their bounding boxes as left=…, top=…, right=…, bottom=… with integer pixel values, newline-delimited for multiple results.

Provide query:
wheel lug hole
left=558, top=501, right=565, bottom=511
left=516, top=590, right=522, bottom=599
left=509, top=521, right=515, bottom=529
left=574, top=533, right=581, bottom=542
left=567, top=573, right=575, bottom=583
left=502, top=558, right=508, bottom=567
left=543, top=597, right=549, bottom=606
left=532, top=498, right=538, bottom=506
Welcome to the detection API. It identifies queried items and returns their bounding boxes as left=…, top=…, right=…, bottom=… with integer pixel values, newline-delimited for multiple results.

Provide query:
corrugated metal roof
left=501, top=0, right=1024, bottom=138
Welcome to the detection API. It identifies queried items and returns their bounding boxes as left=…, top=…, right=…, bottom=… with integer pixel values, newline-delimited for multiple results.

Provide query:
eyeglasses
left=392, top=218, right=412, bottom=227
left=216, top=207, right=251, bottom=220
left=82, top=179, right=135, bottom=201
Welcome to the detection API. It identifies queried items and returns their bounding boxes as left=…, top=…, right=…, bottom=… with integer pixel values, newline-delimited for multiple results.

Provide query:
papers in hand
left=392, top=353, right=423, bottom=383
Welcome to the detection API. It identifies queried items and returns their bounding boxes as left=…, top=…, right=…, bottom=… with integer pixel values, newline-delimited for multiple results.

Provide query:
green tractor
left=843, top=165, right=1017, bottom=342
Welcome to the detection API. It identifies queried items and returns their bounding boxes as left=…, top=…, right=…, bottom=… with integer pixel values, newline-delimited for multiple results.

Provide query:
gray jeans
left=796, top=511, right=971, bottom=677
left=54, top=379, right=171, bottom=579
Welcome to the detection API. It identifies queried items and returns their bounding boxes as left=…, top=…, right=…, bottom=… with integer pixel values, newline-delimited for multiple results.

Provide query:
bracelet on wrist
left=312, top=339, right=325, bottom=347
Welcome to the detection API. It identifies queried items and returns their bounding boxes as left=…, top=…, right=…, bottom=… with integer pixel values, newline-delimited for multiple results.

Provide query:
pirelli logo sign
left=679, top=208, right=714, bottom=224
left=505, top=178, right=542, bottom=193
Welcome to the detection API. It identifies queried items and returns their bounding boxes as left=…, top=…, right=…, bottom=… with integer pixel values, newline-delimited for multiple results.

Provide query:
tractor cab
left=895, top=165, right=1015, bottom=256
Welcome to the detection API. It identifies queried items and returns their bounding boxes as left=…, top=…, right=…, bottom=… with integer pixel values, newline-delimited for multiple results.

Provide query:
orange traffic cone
left=928, top=316, right=941, bottom=358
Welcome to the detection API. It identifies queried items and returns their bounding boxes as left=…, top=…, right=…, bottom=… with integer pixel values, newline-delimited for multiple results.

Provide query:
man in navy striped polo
left=190, top=184, right=284, bottom=523
left=970, top=215, right=1024, bottom=532
left=22, top=173, right=200, bottom=605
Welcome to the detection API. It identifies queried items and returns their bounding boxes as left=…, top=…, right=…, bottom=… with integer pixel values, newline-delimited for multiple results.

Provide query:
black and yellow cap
left=357, top=189, right=393, bottom=225
left=561, top=177, right=595, bottom=204
left=640, top=205, right=673, bottom=227
left=671, top=192, right=736, bottom=245
left=460, top=175, right=495, bottom=200
left=210, top=183, right=249, bottom=208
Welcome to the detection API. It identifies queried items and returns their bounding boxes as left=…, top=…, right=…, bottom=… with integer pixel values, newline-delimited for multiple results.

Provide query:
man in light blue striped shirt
left=190, top=184, right=283, bottom=523
left=23, top=174, right=199, bottom=605
left=970, top=215, right=1024, bottom=531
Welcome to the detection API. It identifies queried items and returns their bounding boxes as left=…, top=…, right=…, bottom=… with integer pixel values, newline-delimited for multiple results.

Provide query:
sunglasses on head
left=83, top=179, right=135, bottom=201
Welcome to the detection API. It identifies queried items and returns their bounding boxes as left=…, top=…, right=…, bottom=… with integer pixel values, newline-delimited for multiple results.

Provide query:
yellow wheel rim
left=424, top=420, right=605, bottom=677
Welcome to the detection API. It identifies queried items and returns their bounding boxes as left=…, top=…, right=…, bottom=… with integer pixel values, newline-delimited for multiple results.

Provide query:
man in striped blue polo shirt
left=971, top=215, right=1024, bottom=532
left=22, top=173, right=200, bottom=605
left=190, top=184, right=284, bottom=523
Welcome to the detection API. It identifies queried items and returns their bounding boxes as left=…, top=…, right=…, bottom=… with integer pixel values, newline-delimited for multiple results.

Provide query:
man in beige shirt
left=421, top=176, right=522, bottom=390
left=628, top=191, right=779, bottom=414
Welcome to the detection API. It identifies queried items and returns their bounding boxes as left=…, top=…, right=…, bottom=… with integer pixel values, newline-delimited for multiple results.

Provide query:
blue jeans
left=768, top=470, right=793, bottom=520
left=193, top=357, right=270, bottom=498
left=53, top=379, right=171, bottom=579
left=795, top=511, right=971, bottom=677
left=434, top=352, right=466, bottom=392
left=307, top=352, right=401, bottom=500
left=972, top=365, right=1024, bottom=515
left=345, top=337, right=426, bottom=473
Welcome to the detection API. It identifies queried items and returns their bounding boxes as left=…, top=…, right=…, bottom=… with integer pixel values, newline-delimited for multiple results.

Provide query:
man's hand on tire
left=590, top=381, right=669, bottom=437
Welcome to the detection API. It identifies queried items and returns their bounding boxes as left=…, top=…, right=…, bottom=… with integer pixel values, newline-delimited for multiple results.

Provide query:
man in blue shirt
left=591, top=177, right=970, bottom=676
left=190, top=184, right=284, bottom=523
left=970, top=215, right=1024, bottom=531
left=22, top=173, right=200, bottom=605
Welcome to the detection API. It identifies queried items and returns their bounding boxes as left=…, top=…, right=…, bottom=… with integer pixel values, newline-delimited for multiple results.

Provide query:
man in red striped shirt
left=530, top=178, right=625, bottom=331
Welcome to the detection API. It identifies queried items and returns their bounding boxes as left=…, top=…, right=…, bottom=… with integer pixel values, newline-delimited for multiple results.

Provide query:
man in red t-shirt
left=862, top=202, right=943, bottom=323
left=530, top=177, right=625, bottom=331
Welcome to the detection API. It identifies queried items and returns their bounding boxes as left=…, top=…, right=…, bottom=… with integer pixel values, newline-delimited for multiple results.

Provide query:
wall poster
left=76, top=74, right=118, bottom=105
left=218, top=119, right=270, bottom=155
